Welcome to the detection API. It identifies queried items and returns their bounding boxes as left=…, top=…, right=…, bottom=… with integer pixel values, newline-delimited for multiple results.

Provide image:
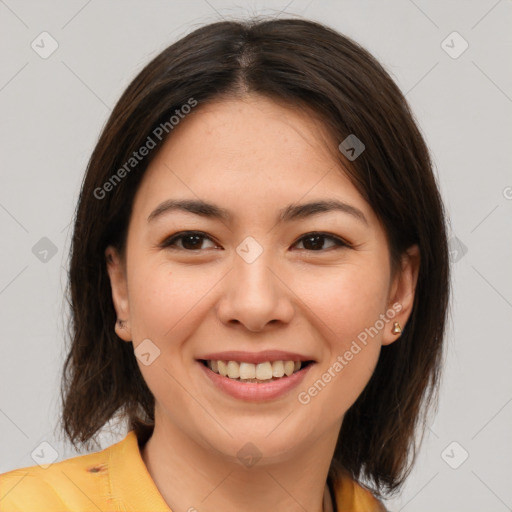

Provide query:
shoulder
left=0, top=439, right=114, bottom=511
left=333, top=469, right=389, bottom=512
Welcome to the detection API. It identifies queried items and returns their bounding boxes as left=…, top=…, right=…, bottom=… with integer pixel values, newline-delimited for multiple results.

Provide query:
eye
left=160, top=231, right=219, bottom=251
left=160, top=230, right=350, bottom=252
left=292, top=232, right=350, bottom=251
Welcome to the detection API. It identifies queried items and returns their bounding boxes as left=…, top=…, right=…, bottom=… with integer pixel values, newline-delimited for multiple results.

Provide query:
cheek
left=302, top=261, right=390, bottom=344
left=127, top=260, right=220, bottom=343
left=299, top=263, right=388, bottom=405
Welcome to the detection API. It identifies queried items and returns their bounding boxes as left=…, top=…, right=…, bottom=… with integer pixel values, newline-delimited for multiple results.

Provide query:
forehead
left=132, top=95, right=376, bottom=226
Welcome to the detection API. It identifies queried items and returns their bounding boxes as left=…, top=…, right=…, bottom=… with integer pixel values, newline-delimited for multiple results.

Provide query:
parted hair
left=60, top=16, right=450, bottom=499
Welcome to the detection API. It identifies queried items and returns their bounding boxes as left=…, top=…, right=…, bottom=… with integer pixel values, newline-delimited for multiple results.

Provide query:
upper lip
left=197, top=350, right=316, bottom=364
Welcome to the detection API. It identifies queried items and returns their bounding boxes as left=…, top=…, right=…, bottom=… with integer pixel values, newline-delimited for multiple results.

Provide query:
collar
left=108, top=429, right=170, bottom=510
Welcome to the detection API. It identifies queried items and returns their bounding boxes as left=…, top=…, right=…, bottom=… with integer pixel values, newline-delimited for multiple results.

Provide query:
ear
left=382, top=244, right=420, bottom=346
left=105, top=245, right=132, bottom=342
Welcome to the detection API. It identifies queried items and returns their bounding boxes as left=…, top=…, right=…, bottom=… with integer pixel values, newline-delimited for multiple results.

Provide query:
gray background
left=1, top=1, right=511, bottom=511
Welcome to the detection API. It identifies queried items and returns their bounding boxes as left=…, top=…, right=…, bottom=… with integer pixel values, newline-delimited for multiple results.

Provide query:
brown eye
left=293, top=232, right=349, bottom=251
left=160, top=231, right=350, bottom=252
left=161, top=231, right=218, bottom=251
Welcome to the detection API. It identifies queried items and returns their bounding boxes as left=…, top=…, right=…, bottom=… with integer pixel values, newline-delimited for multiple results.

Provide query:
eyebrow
left=147, top=198, right=368, bottom=226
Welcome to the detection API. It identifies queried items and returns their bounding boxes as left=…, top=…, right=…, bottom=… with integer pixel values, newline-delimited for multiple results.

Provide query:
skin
left=106, top=94, right=420, bottom=512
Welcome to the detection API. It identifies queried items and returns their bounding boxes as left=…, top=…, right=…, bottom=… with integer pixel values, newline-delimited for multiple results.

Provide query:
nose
left=216, top=251, right=295, bottom=332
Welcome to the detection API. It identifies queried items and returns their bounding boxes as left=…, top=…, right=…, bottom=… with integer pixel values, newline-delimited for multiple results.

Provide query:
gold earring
left=391, top=322, right=402, bottom=335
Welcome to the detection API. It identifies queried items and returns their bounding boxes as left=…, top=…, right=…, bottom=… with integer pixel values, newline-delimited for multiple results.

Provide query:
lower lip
left=198, top=360, right=314, bottom=402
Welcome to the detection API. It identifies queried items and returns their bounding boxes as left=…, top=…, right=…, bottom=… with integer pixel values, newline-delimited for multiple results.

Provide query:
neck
left=140, top=411, right=339, bottom=512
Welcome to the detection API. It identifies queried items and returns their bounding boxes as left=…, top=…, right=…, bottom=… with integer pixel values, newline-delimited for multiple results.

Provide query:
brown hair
left=59, top=17, right=450, bottom=499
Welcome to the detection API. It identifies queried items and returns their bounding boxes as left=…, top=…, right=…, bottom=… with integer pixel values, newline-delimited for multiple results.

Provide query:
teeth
left=256, top=362, right=273, bottom=380
left=283, top=361, right=295, bottom=376
left=205, top=359, right=306, bottom=382
left=227, top=361, right=240, bottom=379
left=239, top=362, right=255, bottom=380
left=217, top=360, right=228, bottom=377
left=272, top=360, right=284, bottom=377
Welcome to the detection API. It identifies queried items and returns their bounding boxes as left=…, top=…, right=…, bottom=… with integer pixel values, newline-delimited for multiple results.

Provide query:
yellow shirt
left=0, top=430, right=387, bottom=511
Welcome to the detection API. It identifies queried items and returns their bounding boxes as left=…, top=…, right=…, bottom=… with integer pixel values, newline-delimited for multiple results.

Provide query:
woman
left=0, top=17, right=450, bottom=512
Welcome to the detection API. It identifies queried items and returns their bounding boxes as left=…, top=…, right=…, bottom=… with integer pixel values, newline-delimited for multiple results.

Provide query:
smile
left=199, top=359, right=313, bottom=382
left=197, top=358, right=315, bottom=402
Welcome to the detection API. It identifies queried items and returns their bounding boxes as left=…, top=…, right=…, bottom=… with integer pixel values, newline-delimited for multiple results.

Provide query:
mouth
left=197, top=358, right=315, bottom=383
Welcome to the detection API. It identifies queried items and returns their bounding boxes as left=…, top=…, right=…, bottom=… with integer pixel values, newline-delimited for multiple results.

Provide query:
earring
left=117, top=319, right=127, bottom=329
left=391, top=322, right=402, bottom=335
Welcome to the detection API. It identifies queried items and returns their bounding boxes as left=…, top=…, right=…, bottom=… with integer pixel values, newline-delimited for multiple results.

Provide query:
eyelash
left=159, top=230, right=352, bottom=252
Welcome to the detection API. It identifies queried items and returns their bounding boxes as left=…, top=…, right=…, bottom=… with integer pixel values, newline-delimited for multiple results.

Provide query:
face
left=106, top=94, right=419, bottom=465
